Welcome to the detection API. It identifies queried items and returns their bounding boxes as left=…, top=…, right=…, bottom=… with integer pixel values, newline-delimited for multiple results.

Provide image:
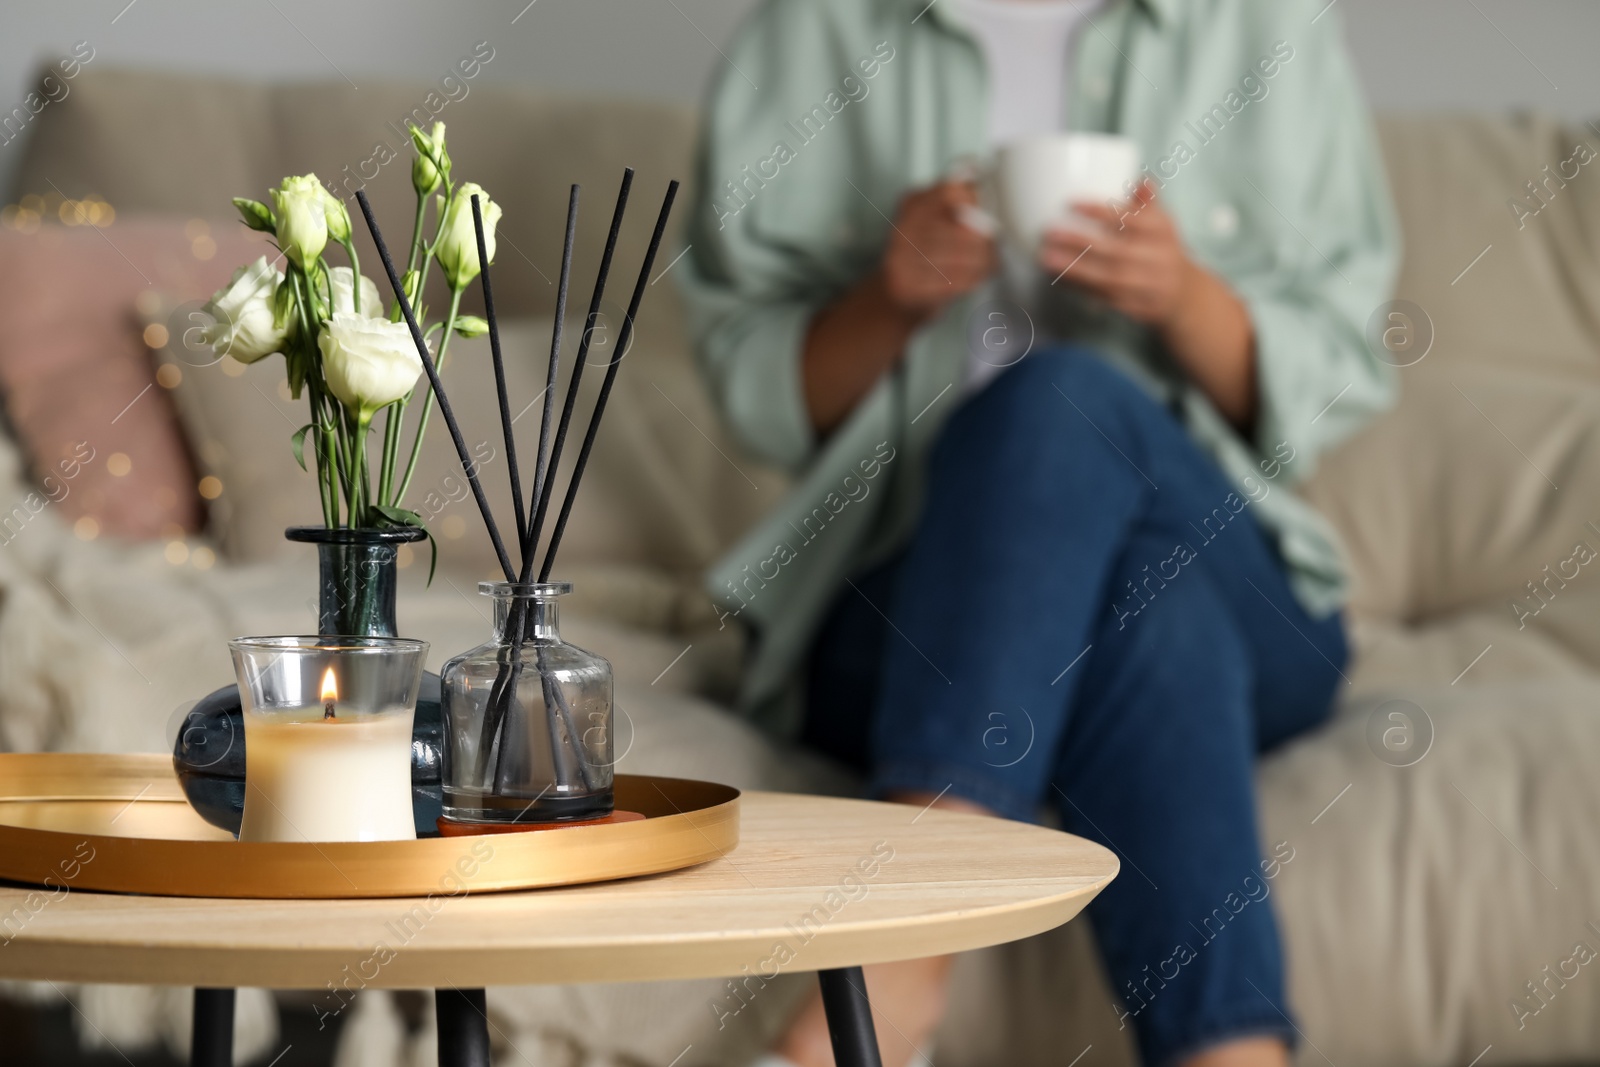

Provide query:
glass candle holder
left=439, top=582, right=614, bottom=825
left=230, top=636, right=428, bottom=843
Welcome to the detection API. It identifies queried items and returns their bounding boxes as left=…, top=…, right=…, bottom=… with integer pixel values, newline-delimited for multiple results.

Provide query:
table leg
left=818, top=967, right=884, bottom=1067
left=436, top=987, right=491, bottom=1067
left=190, top=987, right=235, bottom=1067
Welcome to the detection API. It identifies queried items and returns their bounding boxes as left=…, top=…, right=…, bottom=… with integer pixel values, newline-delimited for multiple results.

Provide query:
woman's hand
left=802, top=180, right=998, bottom=435
left=1039, top=181, right=1195, bottom=327
left=880, top=180, right=998, bottom=320
left=1040, top=182, right=1259, bottom=430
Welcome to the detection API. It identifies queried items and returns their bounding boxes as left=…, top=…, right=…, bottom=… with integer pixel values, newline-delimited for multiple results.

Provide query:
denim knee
left=937, top=347, right=1169, bottom=479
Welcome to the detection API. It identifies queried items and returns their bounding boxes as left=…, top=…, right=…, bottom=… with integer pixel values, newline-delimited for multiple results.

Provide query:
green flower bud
left=322, top=187, right=352, bottom=244
left=232, top=197, right=276, bottom=233
left=409, top=121, right=450, bottom=196
left=435, top=182, right=500, bottom=290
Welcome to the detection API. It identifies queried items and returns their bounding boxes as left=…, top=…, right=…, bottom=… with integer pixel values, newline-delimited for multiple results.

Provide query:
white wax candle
left=238, top=709, right=416, bottom=843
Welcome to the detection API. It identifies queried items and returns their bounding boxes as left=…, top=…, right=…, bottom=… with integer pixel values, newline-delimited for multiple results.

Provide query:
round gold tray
left=0, top=754, right=739, bottom=899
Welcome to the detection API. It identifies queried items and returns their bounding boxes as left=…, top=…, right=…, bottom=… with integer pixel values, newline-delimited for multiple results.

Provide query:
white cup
left=976, top=133, right=1141, bottom=253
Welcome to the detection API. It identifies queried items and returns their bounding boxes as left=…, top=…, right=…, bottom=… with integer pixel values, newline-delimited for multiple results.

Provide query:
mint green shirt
left=679, top=0, right=1400, bottom=729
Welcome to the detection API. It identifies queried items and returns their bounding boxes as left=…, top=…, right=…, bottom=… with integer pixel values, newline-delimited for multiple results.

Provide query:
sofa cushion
left=1305, top=115, right=1600, bottom=629
left=0, top=219, right=262, bottom=540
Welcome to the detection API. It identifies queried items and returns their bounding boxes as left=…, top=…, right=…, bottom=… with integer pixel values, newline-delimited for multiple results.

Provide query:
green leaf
left=371, top=504, right=424, bottom=527
left=290, top=423, right=314, bottom=472
left=232, top=197, right=276, bottom=233
left=407, top=121, right=435, bottom=156
left=273, top=279, right=296, bottom=332
left=453, top=315, right=489, bottom=338
left=367, top=505, right=435, bottom=582
left=307, top=260, right=331, bottom=322
left=391, top=269, right=426, bottom=324
left=285, top=350, right=307, bottom=400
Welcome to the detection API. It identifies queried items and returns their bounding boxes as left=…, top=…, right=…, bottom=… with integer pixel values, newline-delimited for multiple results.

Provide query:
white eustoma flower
left=201, top=257, right=289, bottom=364
left=327, top=267, right=381, bottom=318
left=435, top=181, right=499, bottom=290
left=271, top=174, right=330, bottom=268
left=318, top=312, right=425, bottom=417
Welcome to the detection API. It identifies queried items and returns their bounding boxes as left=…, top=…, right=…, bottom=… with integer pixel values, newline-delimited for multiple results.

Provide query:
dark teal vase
left=172, top=526, right=444, bottom=836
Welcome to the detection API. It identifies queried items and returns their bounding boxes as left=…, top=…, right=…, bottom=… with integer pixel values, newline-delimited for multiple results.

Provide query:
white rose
left=271, top=174, right=330, bottom=268
left=435, top=181, right=500, bottom=290
left=201, top=256, right=289, bottom=364
left=318, top=312, right=425, bottom=417
left=327, top=266, right=381, bottom=317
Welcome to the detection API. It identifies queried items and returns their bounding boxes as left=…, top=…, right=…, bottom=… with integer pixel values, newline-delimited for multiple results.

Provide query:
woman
left=678, top=0, right=1398, bottom=1064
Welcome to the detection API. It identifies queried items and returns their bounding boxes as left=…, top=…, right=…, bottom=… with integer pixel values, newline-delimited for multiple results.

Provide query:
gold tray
left=0, top=754, right=739, bottom=899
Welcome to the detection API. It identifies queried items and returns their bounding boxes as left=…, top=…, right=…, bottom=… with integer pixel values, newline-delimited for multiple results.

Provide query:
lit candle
left=230, top=637, right=426, bottom=844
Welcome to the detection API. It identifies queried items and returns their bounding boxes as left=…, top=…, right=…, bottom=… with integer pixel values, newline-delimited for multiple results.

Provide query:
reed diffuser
left=355, top=172, right=678, bottom=826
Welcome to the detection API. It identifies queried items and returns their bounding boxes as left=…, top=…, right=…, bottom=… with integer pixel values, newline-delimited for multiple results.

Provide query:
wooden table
left=0, top=777, right=1118, bottom=1066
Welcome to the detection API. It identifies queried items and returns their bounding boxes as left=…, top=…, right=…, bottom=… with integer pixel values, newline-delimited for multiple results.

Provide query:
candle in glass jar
left=238, top=667, right=416, bottom=843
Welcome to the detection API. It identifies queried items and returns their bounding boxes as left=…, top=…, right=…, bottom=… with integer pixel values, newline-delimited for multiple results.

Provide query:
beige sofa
left=3, top=70, right=1600, bottom=1066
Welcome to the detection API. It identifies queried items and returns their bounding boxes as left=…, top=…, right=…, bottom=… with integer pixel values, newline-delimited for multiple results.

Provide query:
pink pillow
left=0, top=217, right=275, bottom=539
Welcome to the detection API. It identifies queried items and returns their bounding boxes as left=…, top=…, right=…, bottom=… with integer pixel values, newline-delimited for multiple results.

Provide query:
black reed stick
left=520, top=167, right=633, bottom=583
left=471, top=194, right=525, bottom=548
left=526, top=185, right=580, bottom=563
left=473, top=187, right=581, bottom=789
left=540, top=180, right=679, bottom=581
left=485, top=169, right=637, bottom=797
left=355, top=189, right=515, bottom=582
left=474, top=183, right=589, bottom=792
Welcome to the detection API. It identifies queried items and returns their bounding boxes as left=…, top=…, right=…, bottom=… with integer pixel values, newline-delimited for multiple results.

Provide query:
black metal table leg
left=191, top=987, right=235, bottom=1067
left=436, top=987, right=491, bottom=1067
left=819, top=967, right=884, bottom=1067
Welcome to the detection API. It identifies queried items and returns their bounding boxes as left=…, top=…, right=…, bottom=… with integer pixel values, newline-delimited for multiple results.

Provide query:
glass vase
left=173, top=526, right=444, bottom=836
left=440, top=582, right=614, bottom=825
left=285, top=525, right=428, bottom=638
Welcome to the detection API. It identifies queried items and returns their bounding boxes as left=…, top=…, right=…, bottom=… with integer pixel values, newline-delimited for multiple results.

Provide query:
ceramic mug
left=960, top=133, right=1142, bottom=252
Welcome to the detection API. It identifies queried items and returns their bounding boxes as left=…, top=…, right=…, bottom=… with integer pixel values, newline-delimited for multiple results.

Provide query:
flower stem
left=310, top=392, right=336, bottom=528
left=394, top=285, right=464, bottom=505
left=353, top=410, right=373, bottom=525
left=291, top=267, right=341, bottom=528
left=407, top=184, right=450, bottom=318
left=404, top=194, right=428, bottom=284
left=378, top=401, right=401, bottom=508
left=342, top=239, right=363, bottom=315
left=331, top=406, right=354, bottom=521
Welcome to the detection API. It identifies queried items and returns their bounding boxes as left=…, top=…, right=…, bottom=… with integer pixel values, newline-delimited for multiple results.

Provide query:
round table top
left=0, top=775, right=1118, bottom=989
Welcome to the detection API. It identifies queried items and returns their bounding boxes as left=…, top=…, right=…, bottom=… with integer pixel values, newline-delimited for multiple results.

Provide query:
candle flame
left=320, top=667, right=338, bottom=704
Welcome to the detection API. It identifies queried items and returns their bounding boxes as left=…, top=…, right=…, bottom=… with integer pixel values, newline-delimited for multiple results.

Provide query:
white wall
left=1, top=0, right=1595, bottom=194
left=1339, top=0, right=1595, bottom=119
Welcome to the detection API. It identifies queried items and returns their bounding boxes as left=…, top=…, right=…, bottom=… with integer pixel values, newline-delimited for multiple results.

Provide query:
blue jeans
left=804, top=348, right=1347, bottom=1065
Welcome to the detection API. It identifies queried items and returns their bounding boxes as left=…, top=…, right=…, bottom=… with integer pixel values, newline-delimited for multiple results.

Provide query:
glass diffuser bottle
left=439, top=582, right=614, bottom=824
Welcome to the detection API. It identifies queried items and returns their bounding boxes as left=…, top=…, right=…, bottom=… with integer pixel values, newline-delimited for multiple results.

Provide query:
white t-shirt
left=953, top=0, right=1099, bottom=148
left=952, top=0, right=1104, bottom=389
